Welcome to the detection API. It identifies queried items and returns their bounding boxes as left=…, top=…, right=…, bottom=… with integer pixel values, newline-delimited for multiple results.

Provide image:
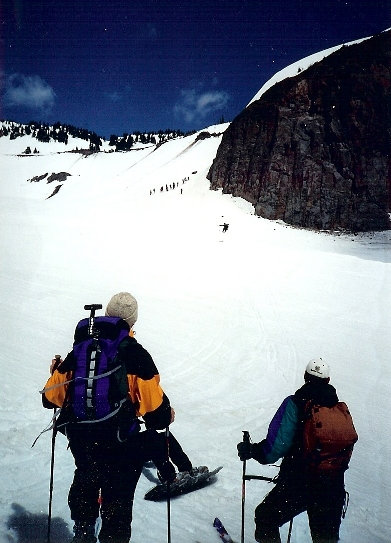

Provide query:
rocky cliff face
left=208, top=31, right=391, bottom=231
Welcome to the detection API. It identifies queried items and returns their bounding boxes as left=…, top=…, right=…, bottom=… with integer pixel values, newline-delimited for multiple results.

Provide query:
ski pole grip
left=84, top=304, right=102, bottom=314
left=51, top=354, right=62, bottom=374
left=243, top=430, right=250, bottom=444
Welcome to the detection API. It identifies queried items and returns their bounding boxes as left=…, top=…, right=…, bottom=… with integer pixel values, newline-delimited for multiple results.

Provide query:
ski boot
left=157, top=460, right=177, bottom=485
left=71, top=520, right=97, bottom=543
left=175, top=466, right=209, bottom=488
left=190, top=465, right=208, bottom=477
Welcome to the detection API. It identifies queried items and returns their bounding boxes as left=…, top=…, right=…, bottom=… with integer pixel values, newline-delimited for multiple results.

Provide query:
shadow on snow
left=6, top=503, right=71, bottom=543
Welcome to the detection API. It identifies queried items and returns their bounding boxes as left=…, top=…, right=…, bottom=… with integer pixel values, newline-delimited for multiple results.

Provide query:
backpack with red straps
left=303, top=401, right=358, bottom=472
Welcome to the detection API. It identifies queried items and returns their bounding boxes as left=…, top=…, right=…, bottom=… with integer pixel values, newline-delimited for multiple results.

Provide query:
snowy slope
left=247, top=35, right=372, bottom=106
left=1, top=122, right=390, bottom=543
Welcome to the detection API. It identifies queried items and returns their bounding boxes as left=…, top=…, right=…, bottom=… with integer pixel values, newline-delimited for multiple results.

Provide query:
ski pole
left=47, top=420, right=57, bottom=543
left=241, top=430, right=250, bottom=543
left=244, top=473, right=290, bottom=541
left=287, top=518, right=293, bottom=543
left=47, top=354, right=61, bottom=543
left=165, top=427, right=171, bottom=543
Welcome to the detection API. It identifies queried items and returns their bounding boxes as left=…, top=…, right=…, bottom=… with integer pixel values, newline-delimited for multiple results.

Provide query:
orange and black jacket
left=42, top=335, right=172, bottom=431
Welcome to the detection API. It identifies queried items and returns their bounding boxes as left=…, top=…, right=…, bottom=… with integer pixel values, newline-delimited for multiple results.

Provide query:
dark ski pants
left=146, top=430, right=192, bottom=473
left=254, top=472, right=346, bottom=543
left=68, top=431, right=148, bottom=543
left=140, top=429, right=192, bottom=483
left=166, top=431, right=193, bottom=472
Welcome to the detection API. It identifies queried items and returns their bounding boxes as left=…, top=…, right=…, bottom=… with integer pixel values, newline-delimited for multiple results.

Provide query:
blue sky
left=1, top=0, right=390, bottom=138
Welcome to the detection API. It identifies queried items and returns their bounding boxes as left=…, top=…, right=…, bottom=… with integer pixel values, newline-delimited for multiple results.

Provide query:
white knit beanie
left=105, top=292, right=138, bottom=328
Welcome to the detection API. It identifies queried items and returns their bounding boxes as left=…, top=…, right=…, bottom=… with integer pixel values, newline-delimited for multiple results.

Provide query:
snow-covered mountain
left=1, top=34, right=391, bottom=541
left=0, top=119, right=195, bottom=154
left=247, top=34, right=373, bottom=106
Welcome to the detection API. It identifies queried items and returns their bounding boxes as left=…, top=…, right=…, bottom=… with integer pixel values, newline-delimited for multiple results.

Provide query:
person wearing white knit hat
left=105, top=292, right=138, bottom=329
left=42, top=290, right=177, bottom=543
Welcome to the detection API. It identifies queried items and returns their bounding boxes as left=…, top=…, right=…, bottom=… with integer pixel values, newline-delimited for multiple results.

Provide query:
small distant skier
left=219, top=222, right=229, bottom=233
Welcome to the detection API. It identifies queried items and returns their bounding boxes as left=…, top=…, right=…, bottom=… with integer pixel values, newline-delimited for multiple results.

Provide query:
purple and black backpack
left=64, top=308, right=139, bottom=438
left=70, top=316, right=130, bottom=423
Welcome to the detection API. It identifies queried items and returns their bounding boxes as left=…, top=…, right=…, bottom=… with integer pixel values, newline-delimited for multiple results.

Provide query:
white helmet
left=306, top=358, right=330, bottom=379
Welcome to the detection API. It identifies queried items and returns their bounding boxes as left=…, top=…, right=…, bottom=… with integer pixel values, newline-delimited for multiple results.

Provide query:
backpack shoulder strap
left=303, top=399, right=316, bottom=419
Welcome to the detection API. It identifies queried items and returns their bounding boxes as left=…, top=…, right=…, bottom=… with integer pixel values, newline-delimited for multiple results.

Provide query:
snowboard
left=144, top=466, right=223, bottom=501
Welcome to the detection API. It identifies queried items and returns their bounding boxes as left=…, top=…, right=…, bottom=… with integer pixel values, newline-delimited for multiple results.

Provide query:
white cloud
left=104, top=91, right=122, bottom=102
left=104, top=85, right=133, bottom=103
left=174, top=86, right=230, bottom=123
left=3, top=73, right=56, bottom=111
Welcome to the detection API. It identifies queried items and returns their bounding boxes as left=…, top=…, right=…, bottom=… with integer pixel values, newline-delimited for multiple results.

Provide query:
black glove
left=237, top=440, right=253, bottom=461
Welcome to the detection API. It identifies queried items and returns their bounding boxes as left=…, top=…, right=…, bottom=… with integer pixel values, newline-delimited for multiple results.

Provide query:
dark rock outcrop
left=46, top=172, right=71, bottom=183
left=208, top=31, right=391, bottom=231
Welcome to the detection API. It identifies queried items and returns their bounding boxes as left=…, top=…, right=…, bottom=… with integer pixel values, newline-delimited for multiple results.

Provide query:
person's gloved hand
left=237, top=440, right=253, bottom=461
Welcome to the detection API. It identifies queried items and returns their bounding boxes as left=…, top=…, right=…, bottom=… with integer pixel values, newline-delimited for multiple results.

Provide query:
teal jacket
left=251, top=381, right=339, bottom=465
left=251, top=396, right=299, bottom=464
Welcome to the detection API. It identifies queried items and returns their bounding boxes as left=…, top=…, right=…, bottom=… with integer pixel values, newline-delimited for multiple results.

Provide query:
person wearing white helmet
left=305, top=357, right=330, bottom=379
left=237, top=358, right=353, bottom=543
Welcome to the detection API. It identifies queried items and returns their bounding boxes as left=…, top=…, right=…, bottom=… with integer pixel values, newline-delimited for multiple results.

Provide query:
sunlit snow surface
left=1, top=116, right=390, bottom=543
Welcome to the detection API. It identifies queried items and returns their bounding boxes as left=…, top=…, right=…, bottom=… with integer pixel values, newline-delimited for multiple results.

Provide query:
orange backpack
left=303, top=402, right=358, bottom=472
